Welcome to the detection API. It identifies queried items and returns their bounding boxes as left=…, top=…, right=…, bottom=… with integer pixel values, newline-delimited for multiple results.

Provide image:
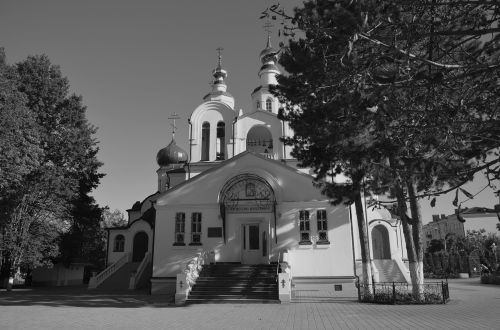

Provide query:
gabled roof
left=156, top=151, right=328, bottom=207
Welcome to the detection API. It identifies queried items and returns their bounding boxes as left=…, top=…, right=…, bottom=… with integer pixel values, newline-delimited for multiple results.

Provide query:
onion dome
left=212, top=62, right=227, bottom=85
left=156, top=139, right=188, bottom=167
left=259, top=36, right=279, bottom=64
left=203, top=48, right=235, bottom=108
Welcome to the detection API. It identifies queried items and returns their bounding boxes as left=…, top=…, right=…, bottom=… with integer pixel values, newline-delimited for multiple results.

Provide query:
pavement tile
left=0, top=278, right=499, bottom=330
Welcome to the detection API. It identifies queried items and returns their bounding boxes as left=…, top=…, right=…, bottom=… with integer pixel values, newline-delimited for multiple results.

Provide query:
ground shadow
left=0, top=287, right=181, bottom=308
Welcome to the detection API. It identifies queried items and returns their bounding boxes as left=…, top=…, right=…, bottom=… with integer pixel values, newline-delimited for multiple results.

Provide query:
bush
left=480, top=274, right=500, bottom=285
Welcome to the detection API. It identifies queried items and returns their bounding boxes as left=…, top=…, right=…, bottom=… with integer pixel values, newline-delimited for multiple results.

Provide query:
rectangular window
left=299, top=210, right=311, bottom=244
left=190, top=212, right=202, bottom=245
left=317, top=209, right=329, bottom=244
left=174, top=212, right=185, bottom=245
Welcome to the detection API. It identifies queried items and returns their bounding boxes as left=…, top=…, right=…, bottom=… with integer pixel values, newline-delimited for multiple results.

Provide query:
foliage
left=359, top=281, right=448, bottom=304
left=481, top=273, right=500, bottom=284
left=0, top=48, right=42, bottom=216
left=0, top=50, right=104, bottom=280
left=427, top=239, right=444, bottom=253
left=102, top=208, right=127, bottom=228
left=265, top=0, right=500, bottom=297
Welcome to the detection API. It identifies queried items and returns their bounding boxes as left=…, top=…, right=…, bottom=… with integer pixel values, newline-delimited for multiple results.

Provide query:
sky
left=1, top=0, right=498, bottom=223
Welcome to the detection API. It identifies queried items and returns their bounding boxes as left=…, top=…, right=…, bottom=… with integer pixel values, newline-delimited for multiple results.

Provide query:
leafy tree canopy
left=0, top=50, right=104, bottom=279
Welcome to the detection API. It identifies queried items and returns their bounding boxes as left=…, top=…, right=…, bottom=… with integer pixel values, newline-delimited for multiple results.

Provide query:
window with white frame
left=191, top=212, right=202, bottom=245
left=317, top=209, right=329, bottom=243
left=174, top=212, right=185, bottom=245
left=114, top=235, right=125, bottom=252
left=266, top=98, right=272, bottom=111
left=299, top=210, right=311, bottom=244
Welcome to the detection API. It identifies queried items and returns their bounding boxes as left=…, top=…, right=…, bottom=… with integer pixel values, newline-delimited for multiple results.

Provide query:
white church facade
left=90, top=38, right=410, bottom=301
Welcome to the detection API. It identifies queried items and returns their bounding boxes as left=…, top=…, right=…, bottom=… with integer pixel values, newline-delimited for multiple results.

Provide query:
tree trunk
left=406, top=178, right=424, bottom=300
left=394, top=181, right=422, bottom=299
left=354, top=189, right=373, bottom=295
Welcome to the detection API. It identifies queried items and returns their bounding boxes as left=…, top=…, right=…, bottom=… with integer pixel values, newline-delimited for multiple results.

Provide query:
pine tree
left=267, top=0, right=500, bottom=299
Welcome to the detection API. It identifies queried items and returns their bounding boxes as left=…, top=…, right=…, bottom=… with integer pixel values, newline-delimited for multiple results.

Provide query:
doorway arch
left=372, top=225, right=391, bottom=259
left=132, top=232, right=149, bottom=262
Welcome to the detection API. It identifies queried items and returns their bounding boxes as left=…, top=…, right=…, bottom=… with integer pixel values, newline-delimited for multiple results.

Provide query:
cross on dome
left=216, top=47, right=223, bottom=69
left=168, top=112, right=180, bottom=140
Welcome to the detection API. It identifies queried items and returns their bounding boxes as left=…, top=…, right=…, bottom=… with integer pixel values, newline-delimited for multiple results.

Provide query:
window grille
left=299, top=210, right=311, bottom=243
left=317, top=209, right=329, bottom=243
left=191, top=212, right=202, bottom=244
left=174, top=212, right=185, bottom=245
left=114, top=235, right=125, bottom=252
left=266, top=98, right=272, bottom=111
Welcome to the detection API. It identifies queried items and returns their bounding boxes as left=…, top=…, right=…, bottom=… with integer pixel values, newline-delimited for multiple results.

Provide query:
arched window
left=114, top=235, right=125, bottom=252
left=216, top=122, right=225, bottom=160
left=266, top=98, right=272, bottom=111
left=201, top=122, right=210, bottom=161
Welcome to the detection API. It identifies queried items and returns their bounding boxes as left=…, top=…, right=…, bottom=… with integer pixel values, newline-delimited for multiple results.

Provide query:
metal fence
left=357, top=281, right=450, bottom=304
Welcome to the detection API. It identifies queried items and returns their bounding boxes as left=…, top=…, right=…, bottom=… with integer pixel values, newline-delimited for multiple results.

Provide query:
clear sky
left=1, top=0, right=498, bottom=223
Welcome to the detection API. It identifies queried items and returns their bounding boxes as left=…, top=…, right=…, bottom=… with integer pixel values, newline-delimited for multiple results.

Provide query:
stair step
left=186, top=298, right=280, bottom=304
left=191, top=290, right=277, bottom=294
left=192, top=285, right=276, bottom=289
left=187, top=264, right=279, bottom=304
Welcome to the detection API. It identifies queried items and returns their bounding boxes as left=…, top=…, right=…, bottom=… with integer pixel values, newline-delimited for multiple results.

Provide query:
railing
left=258, top=152, right=278, bottom=160
left=129, top=251, right=151, bottom=289
left=89, top=252, right=130, bottom=289
left=175, top=250, right=210, bottom=305
left=357, top=281, right=450, bottom=304
left=276, top=251, right=281, bottom=280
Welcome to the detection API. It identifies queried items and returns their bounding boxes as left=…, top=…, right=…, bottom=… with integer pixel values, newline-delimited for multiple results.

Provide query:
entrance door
left=372, top=225, right=391, bottom=259
left=242, top=224, right=261, bottom=264
left=132, top=232, right=148, bottom=262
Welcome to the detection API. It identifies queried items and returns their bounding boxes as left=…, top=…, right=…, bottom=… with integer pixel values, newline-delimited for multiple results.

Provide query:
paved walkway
left=1, top=278, right=499, bottom=330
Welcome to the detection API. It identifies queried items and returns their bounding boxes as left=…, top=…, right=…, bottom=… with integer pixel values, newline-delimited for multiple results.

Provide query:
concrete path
left=0, top=278, right=499, bottom=330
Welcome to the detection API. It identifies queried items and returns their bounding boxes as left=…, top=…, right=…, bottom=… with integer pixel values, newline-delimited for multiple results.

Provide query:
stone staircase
left=372, top=259, right=407, bottom=282
left=94, top=262, right=140, bottom=291
left=186, top=264, right=279, bottom=304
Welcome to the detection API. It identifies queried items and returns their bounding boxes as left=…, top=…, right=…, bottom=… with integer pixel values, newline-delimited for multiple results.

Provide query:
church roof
left=156, top=151, right=329, bottom=207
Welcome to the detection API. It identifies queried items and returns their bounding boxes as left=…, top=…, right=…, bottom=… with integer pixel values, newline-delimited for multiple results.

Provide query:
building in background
left=423, top=206, right=500, bottom=249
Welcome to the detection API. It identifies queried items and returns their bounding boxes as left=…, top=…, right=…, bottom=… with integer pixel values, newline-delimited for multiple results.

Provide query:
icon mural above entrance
left=219, top=174, right=275, bottom=214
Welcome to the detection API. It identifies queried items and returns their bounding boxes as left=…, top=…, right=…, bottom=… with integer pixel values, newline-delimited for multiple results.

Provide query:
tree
left=265, top=0, right=500, bottom=299
left=0, top=48, right=42, bottom=212
left=101, top=208, right=127, bottom=228
left=0, top=52, right=104, bottom=288
left=427, top=239, right=445, bottom=253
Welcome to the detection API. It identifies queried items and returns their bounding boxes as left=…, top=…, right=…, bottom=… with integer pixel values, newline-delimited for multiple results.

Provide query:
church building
left=90, top=37, right=410, bottom=302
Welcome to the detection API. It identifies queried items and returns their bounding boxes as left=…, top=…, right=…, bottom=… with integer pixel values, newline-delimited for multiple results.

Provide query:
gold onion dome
left=156, top=139, right=188, bottom=166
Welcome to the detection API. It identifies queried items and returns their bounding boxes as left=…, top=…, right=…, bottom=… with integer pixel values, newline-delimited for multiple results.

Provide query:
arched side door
left=132, top=232, right=149, bottom=262
left=372, top=225, right=391, bottom=259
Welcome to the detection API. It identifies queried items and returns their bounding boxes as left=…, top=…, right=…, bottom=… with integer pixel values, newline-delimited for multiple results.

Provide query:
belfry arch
left=246, top=125, right=273, bottom=156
